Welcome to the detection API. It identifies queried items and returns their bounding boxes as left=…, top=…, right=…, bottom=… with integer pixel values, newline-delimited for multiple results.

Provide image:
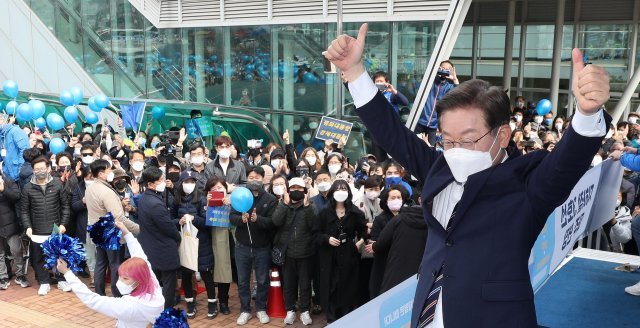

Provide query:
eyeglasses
left=438, top=129, right=494, bottom=151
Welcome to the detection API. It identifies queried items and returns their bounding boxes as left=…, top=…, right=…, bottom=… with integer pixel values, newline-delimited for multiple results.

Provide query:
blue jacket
left=418, top=79, right=456, bottom=128
left=620, top=153, right=640, bottom=172
left=0, top=124, right=29, bottom=181
left=357, top=92, right=609, bottom=328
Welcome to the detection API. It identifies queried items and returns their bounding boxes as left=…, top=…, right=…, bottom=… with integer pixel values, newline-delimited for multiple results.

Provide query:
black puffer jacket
left=0, top=174, right=22, bottom=238
left=230, top=188, right=278, bottom=248
left=272, top=201, right=317, bottom=259
left=21, top=176, right=71, bottom=235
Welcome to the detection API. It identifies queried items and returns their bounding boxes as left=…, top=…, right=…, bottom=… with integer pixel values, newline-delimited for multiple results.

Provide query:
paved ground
left=0, top=268, right=327, bottom=328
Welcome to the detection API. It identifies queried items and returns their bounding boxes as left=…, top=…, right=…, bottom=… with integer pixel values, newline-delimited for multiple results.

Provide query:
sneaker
left=57, top=281, right=72, bottom=292
left=207, top=300, right=219, bottom=318
left=300, top=311, right=312, bottom=325
left=284, top=311, right=296, bottom=325
left=38, top=284, right=50, bottom=296
left=256, top=311, right=270, bottom=324
left=236, top=312, right=252, bottom=325
left=0, top=279, right=9, bottom=290
left=625, top=281, right=640, bottom=296
left=15, top=276, right=30, bottom=288
left=186, top=301, right=197, bottom=318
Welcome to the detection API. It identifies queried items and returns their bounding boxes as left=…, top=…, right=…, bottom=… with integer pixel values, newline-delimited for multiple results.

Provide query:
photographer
left=415, top=60, right=459, bottom=145
left=244, top=139, right=268, bottom=169
left=373, top=71, right=408, bottom=114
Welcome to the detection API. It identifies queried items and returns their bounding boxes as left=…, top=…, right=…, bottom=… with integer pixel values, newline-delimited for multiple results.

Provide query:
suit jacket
left=356, top=93, right=609, bottom=328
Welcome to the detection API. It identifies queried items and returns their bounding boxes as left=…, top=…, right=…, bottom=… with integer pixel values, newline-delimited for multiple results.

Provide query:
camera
left=247, top=139, right=263, bottom=149
left=297, top=167, right=309, bottom=179
left=375, top=83, right=388, bottom=92
left=437, top=69, right=450, bottom=78
left=522, top=140, right=536, bottom=148
left=339, top=232, right=348, bottom=244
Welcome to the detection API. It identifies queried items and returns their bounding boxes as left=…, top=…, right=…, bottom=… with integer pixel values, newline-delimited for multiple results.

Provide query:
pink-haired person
left=57, top=221, right=165, bottom=328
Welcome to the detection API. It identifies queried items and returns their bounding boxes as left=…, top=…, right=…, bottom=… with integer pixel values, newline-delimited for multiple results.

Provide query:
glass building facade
left=24, top=0, right=640, bottom=154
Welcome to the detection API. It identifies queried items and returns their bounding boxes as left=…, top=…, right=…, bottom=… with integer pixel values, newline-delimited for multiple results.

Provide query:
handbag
left=178, top=219, right=199, bottom=272
left=272, top=213, right=298, bottom=266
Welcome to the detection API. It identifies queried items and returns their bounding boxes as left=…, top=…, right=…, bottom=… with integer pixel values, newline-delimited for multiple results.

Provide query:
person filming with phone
left=415, top=60, right=459, bottom=146
left=373, top=71, right=409, bottom=115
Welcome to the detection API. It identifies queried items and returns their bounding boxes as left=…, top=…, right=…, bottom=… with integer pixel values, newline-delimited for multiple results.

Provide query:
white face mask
left=333, top=190, right=349, bottom=202
left=555, top=123, right=563, bottom=131
left=302, top=134, right=312, bottom=141
left=272, top=185, right=285, bottom=196
left=191, top=156, right=204, bottom=166
left=82, top=156, right=95, bottom=165
left=305, top=156, right=317, bottom=166
left=293, top=124, right=301, bottom=131
left=309, top=122, right=319, bottom=129
left=515, top=115, right=523, bottom=122
left=616, top=199, right=622, bottom=207
left=387, top=199, right=403, bottom=212
left=328, top=164, right=341, bottom=175
left=116, top=279, right=136, bottom=295
left=443, top=128, right=501, bottom=183
left=365, top=190, right=380, bottom=201
left=317, top=181, right=332, bottom=192
left=630, top=117, right=638, bottom=124
left=271, top=159, right=281, bottom=168
left=534, top=117, right=543, bottom=124
left=131, top=162, right=144, bottom=172
left=218, top=149, right=231, bottom=159
left=84, top=180, right=94, bottom=187
left=509, top=123, right=516, bottom=131
left=155, top=181, right=166, bottom=193
left=74, top=148, right=81, bottom=156
left=183, top=183, right=196, bottom=195
left=106, top=172, right=115, bottom=183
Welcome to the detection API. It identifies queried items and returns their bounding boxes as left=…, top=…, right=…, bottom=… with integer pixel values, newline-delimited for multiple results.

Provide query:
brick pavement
left=0, top=269, right=328, bottom=328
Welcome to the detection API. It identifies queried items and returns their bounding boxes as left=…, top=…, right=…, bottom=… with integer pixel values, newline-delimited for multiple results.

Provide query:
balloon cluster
left=41, top=232, right=86, bottom=274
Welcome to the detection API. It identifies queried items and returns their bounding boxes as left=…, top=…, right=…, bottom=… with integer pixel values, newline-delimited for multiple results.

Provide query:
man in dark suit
left=324, top=24, right=611, bottom=327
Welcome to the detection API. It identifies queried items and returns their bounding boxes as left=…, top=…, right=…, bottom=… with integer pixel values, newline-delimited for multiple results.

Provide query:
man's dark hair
left=215, top=136, right=234, bottom=147
left=372, top=71, right=389, bottom=82
left=90, top=159, right=110, bottom=177
left=81, top=165, right=92, bottom=179
left=247, top=166, right=265, bottom=178
left=142, top=166, right=164, bottom=187
left=440, top=60, right=454, bottom=67
left=315, top=169, right=331, bottom=180
left=56, top=152, right=74, bottom=166
left=30, top=156, right=50, bottom=169
left=23, top=148, right=42, bottom=163
left=130, top=150, right=145, bottom=161
left=190, top=110, right=202, bottom=119
left=189, top=142, right=206, bottom=153
left=81, top=144, right=95, bottom=153
left=617, top=122, right=629, bottom=130
left=436, top=79, right=511, bottom=132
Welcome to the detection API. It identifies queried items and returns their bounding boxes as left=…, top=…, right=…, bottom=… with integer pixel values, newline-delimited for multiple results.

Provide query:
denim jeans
left=235, top=244, right=271, bottom=313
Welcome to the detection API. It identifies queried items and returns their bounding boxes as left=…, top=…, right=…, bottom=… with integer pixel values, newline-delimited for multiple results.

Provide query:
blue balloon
left=230, top=187, right=254, bottom=213
left=88, top=96, right=102, bottom=112
left=29, top=99, right=46, bottom=119
left=60, top=90, right=75, bottom=107
left=85, top=111, right=99, bottom=124
left=35, top=117, right=47, bottom=130
left=245, top=64, right=255, bottom=72
left=245, top=73, right=254, bottom=81
left=16, top=103, right=33, bottom=122
left=94, top=94, right=110, bottom=109
left=210, top=55, right=218, bottom=62
left=70, top=87, right=84, bottom=105
left=2, top=80, right=19, bottom=98
left=49, top=138, right=66, bottom=155
left=152, top=106, right=166, bottom=120
left=5, top=101, right=18, bottom=115
left=46, top=113, right=65, bottom=131
left=64, top=106, right=78, bottom=123
left=303, top=72, right=319, bottom=84
left=536, top=99, right=553, bottom=116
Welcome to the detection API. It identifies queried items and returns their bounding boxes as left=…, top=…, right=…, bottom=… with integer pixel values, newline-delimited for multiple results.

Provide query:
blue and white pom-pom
left=87, top=212, right=122, bottom=250
left=41, top=230, right=86, bottom=273
left=153, top=308, right=189, bottom=328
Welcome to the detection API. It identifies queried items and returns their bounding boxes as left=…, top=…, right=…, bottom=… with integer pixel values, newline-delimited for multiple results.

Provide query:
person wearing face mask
left=57, top=221, right=165, bottom=327
left=86, top=160, right=140, bottom=298
left=80, top=144, right=97, bottom=167
left=295, top=159, right=318, bottom=197
left=137, top=166, right=181, bottom=309
left=111, top=169, right=139, bottom=223
left=310, top=170, right=333, bottom=214
left=513, top=108, right=525, bottom=129
left=271, top=177, right=317, bottom=325
left=513, top=96, right=526, bottom=112
left=21, top=156, right=71, bottom=296
left=372, top=71, right=409, bottom=115
left=296, top=128, right=325, bottom=155
left=628, top=113, right=640, bottom=126
left=384, top=161, right=414, bottom=199
left=170, top=171, right=217, bottom=319
left=17, top=148, right=41, bottom=190
left=229, top=167, right=278, bottom=325
left=0, top=166, right=29, bottom=291
left=128, top=150, right=146, bottom=184
left=315, top=180, right=367, bottom=324
left=0, top=114, right=29, bottom=182
left=365, top=185, right=409, bottom=298
left=542, top=112, right=554, bottom=131
left=51, top=152, right=80, bottom=236
left=551, top=116, right=566, bottom=140
left=326, top=26, right=611, bottom=327
left=205, top=136, right=247, bottom=193
left=324, top=153, right=345, bottom=181
left=269, top=175, right=288, bottom=201
left=269, top=148, right=291, bottom=179
left=71, top=167, right=97, bottom=287
left=301, top=148, right=322, bottom=173
left=187, top=143, right=210, bottom=192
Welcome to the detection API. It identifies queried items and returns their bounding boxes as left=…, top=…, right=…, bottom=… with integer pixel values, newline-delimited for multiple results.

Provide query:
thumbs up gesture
left=571, top=48, right=610, bottom=115
left=324, top=23, right=369, bottom=82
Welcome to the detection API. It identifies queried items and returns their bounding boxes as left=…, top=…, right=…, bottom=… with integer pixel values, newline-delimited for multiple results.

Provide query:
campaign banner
left=185, top=118, right=214, bottom=139
left=314, top=116, right=354, bottom=143
left=329, top=274, right=418, bottom=328
left=206, top=206, right=230, bottom=228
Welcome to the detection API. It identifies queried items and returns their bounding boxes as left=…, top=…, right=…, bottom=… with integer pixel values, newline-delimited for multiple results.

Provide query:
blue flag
left=192, top=118, right=204, bottom=139
left=120, top=102, right=146, bottom=130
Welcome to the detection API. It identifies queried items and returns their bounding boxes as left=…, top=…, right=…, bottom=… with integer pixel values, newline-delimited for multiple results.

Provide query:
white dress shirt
left=348, top=71, right=606, bottom=327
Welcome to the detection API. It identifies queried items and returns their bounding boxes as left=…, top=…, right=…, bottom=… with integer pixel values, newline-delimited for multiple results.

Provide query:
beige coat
left=211, top=227, right=232, bottom=283
left=86, top=179, right=140, bottom=235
